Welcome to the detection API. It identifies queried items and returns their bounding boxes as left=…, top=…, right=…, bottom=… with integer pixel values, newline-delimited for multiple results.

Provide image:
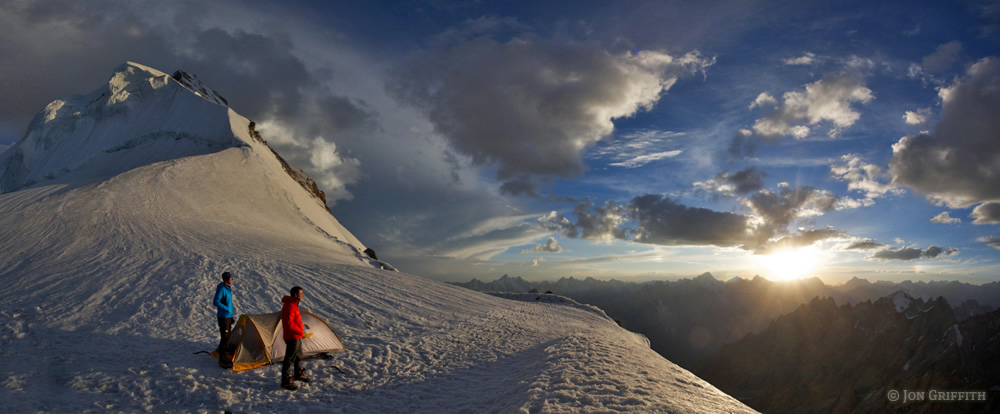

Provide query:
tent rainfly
left=220, top=311, right=346, bottom=371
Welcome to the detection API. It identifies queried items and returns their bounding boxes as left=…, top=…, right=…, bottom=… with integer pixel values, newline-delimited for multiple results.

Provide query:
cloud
left=259, top=121, right=363, bottom=203
left=784, top=53, right=817, bottom=66
left=499, top=176, right=541, bottom=198
left=923, top=245, right=959, bottom=259
left=608, top=150, right=683, bottom=168
left=870, top=245, right=958, bottom=261
left=627, top=194, right=751, bottom=247
left=922, top=41, right=963, bottom=73
left=750, top=72, right=874, bottom=139
left=693, top=167, right=768, bottom=198
left=749, top=92, right=777, bottom=109
left=757, top=229, right=844, bottom=254
left=971, top=202, right=1000, bottom=224
left=979, top=236, right=1000, bottom=250
left=387, top=34, right=714, bottom=191
left=741, top=184, right=839, bottom=242
left=588, top=129, right=686, bottom=168
left=930, top=211, right=961, bottom=224
left=829, top=154, right=901, bottom=201
left=903, top=107, right=932, bottom=126
left=845, top=239, right=886, bottom=250
left=574, top=199, right=629, bottom=242
left=538, top=211, right=579, bottom=238
left=567, top=195, right=751, bottom=248
left=890, top=58, right=1000, bottom=207
left=522, top=237, right=564, bottom=253
left=567, top=185, right=842, bottom=253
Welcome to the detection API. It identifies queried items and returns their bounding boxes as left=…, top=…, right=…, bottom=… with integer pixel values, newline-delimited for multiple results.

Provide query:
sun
left=758, top=246, right=822, bottom=281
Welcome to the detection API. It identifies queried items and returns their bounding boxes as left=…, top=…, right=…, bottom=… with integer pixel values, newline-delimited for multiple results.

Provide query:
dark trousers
left=217, top=317, right=233, bottom=362
left=281, top=339, right=303, bottom=384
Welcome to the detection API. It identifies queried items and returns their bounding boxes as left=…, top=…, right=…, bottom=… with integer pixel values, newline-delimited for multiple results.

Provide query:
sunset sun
left=759, top=246, right=822, bottom=281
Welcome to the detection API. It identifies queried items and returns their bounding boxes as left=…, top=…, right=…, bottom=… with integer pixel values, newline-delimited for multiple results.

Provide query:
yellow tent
left=219, top=311, right=346, bottom=371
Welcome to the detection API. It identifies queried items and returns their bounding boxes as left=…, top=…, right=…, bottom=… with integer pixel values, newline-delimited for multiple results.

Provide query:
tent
left=219, top=311, right=346, bottom=371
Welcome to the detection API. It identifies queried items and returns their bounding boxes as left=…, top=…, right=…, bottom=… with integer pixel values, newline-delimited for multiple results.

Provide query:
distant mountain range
left=452, top=274, right=1000, bottom=369
left=694, top=293, right=1000, bottom=413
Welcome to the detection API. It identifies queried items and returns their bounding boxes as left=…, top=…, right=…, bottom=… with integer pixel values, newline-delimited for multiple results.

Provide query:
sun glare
left=759, top=246, right=822, bottom=281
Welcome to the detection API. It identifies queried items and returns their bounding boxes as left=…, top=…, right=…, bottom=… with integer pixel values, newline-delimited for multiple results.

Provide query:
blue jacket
left=213, top=282, right=234, bottom=318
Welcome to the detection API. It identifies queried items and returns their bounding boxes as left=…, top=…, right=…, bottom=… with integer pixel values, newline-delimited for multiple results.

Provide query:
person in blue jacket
left=213, top=271, right=235, bottom=368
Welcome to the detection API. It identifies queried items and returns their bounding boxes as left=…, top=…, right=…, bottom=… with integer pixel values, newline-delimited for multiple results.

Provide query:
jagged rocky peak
left=170, top=69, right=229, bottom=107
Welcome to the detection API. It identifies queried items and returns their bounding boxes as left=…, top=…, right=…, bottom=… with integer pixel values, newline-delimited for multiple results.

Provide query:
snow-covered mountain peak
left=107, top=61, right=172, bottom=105
left=0, top=62, right=248, bottom=193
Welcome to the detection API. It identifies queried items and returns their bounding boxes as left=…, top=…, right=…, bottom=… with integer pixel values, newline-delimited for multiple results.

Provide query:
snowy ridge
left=170, top=69, right=229, bottom=107
left=0, top=63, right=754, bottom=413
left=486, top=292, right=617, bottom=323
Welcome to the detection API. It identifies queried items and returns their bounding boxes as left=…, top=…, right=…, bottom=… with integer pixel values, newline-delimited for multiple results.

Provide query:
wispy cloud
left=783, top=52, right=816, bottom=66
left=589, top=129, right=686, bottom=169
left=608, top=150, right=683, bottom=168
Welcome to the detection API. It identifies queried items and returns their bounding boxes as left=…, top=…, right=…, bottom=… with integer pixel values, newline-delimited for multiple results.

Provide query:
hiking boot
left=281, top=382, right=298, bottom=391
left=294, top=374, right=311, bottom=383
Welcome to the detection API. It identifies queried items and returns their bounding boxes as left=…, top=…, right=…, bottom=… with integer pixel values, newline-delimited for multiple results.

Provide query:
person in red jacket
left=280, top=286, right=310, bottom=390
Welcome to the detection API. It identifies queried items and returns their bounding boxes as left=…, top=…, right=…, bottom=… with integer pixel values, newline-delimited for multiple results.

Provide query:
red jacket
left=281, top=296, right=305, bottom=341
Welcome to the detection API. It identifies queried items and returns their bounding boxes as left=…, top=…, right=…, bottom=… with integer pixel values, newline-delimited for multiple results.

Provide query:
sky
left=2, top=0, right=999, bottom=284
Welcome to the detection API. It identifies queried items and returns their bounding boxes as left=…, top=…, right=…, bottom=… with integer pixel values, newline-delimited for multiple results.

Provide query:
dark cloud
left=870, top=246, right=958, bottom=261
left=627, top=194, right=750, bottom=247
left=574, top=199, right=628, bottom=242
left=970, top=202, right=1000, bottom=225
left=871, top=247, right=924, bottom=261
left=979, top=236, right=1000, bottom=250
left=694, top=167, right=768, bottom=199
left=921, top=41, right=962, bottom=73
left=564, top=185, right=848, bottom=252
left=537, top=211, right=579, bottom=239
left=923, top=245, right=959, bottom=259
left=890, top=58, right=1000, bottom=207
left=571, top=195, right=752, bottom=247
left=387, top=35, right=712, bottom=183
left=723, top=167, right=768, bottom=195
left=499, top=176, right=541, bottom=198
left=845, top=239, right=886, bottom=250
left=741, top=184, right=839, bottom=248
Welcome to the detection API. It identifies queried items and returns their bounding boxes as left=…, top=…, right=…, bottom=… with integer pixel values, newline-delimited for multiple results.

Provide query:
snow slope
left=0, top=63, right=754, bottom=413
